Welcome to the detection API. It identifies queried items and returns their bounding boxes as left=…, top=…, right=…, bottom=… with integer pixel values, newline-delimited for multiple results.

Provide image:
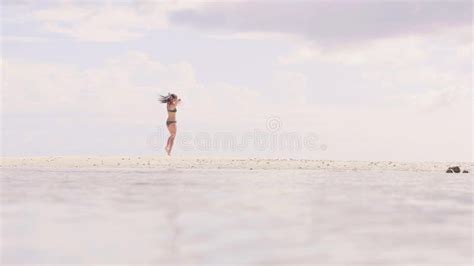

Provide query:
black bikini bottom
left=166, top=120, right=177, bottom=126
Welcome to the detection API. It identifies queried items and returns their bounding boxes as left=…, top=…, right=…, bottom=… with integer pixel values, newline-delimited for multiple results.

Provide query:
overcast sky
left=2, top=0, right=472, bottom=161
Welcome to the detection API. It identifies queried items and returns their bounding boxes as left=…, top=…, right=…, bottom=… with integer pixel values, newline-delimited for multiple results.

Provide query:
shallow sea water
left=1, top=168, right=472, bottom=265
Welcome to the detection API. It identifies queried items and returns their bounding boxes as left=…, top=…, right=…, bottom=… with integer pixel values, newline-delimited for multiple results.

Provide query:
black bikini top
left=167, top=108, right=177, bottom=113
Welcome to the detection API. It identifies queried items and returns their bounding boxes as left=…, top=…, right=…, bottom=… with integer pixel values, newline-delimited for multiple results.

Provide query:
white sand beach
left=2, top=156, right=472, bottom=172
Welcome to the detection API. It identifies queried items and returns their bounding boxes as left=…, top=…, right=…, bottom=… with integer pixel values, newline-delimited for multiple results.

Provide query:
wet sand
left=1, top=167, right=472, bottom=265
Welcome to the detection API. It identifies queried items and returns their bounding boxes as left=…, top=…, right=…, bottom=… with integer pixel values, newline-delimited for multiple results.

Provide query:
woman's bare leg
left=166, top=123, right=177, bottom=156
left=165, top=135, right=172, bottom=154
left=165, top=124, right=171, bottom=155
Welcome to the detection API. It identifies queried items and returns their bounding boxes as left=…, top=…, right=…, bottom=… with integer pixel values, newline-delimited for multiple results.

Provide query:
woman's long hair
left=159, top=93, right=177, bottom=104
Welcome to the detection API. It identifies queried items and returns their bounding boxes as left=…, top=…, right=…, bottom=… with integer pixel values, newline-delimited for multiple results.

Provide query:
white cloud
left=170, top=1, right=471, bottom=46
left=205, top=31, right=297, bottom=42
left=31, top=1, right=204, bottom=42
left=2, top=51, right=198, bottom=121
left=1, top=35, right=48, bottom=43
left=270, top=71, right=309, bottom=105
left=279, top=25, right=471, bottom=66
left=278, top=25, right=472, bottom=106
left=399, top=86, right=471, bottom=111
left=2, top=51, right=269, bottom=126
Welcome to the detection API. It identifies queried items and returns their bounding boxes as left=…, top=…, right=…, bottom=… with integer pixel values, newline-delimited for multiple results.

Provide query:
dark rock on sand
left=462, top=170, right=469, bottom=173
left=446, top=166, right=461, bottom=173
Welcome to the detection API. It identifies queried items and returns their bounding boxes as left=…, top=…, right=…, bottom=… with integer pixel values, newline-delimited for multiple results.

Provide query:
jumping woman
left=159, top=93, right=181, bottom=156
